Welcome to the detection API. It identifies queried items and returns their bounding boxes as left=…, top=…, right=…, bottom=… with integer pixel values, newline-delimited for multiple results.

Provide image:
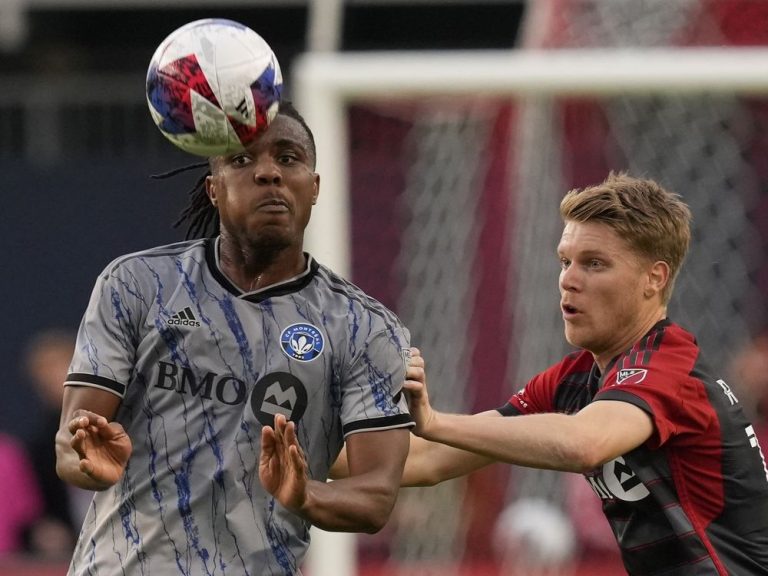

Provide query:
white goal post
left=292, top=47, right=768, bottom=576
left=295, top=47, right=768, bottom=275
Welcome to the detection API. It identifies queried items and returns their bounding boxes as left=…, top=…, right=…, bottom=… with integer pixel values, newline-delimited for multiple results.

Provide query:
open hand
left=259, top=413, right=309, bottom=513
left=68, top=409, right=131, bottom=488
left=404, top=347, right=438, bottom=436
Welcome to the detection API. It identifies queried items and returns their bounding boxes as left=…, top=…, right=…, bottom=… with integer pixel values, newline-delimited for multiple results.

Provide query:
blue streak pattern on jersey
left=287, top=297, right=342, bottom=470
left=146, top=416, right=183, bottom=573
left=198, top=270, right=262, bottom=573
left=255, top=300, right=299, bottom=573
left=192, top=271, right=258, bottom=573
left=116, top=473, right=147, bottom=573
left=354, top=309, right=395, bottom=416
left=145, top=258, right=187, bottom=366
left=148, top=265, right=211, bottom=569
left=68, top=243, right=412, bottom=574
left=327, top=325, right=343, bottom=410
left=194, top=259, right=254, bottom=571
left=142, top=256, right=219, bottom=575
left=219, top=294, right=257, bottom=378
left=346, top=297, right=361, bottom=357
left=176, top=256, right=234, bottom=510
left=218, top=295, right=260, bottom=516
left=266, top=498, right=298, bottom=575
left=89, top=286, right=132, bottom=382
left=237, top=299, right=277, bottom=501
left=114, top=265, right=145, bottom=338
left=142, top=381, right=190, bottom=575
left=364, top=349, right=398, bottom=416
left=319, top=311, right=344, bottom=466
left=177, top=446, right=214, bottom=575
left=118, top=491, right=140, bottom=549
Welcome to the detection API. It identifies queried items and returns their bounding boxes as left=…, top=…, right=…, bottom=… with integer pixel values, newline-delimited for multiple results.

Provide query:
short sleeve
left=506, top=371, right=554, bottom=414
left=505, top=352, right=592, bottom=414
left=66, top=262, right=140, bottom=398
left=597, top=363, right=714, bottom=449
left=340, top=328, right=414, bottom=437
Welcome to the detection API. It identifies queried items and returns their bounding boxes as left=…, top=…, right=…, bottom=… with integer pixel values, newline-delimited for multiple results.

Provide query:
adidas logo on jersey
left=167, top=307, right=200, bottom=327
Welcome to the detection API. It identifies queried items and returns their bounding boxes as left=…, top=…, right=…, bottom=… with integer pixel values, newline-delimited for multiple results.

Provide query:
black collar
left=204, top=237, right=319, bottom=303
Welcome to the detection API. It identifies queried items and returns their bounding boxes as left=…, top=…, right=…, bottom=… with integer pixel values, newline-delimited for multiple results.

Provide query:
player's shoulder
left=610, top=319, right=699, bottom=383
left=530, top=349, right=594, bottom=387
left=101, top=239, right=207, bottom=277
left=312, top=259, right=403, bottom=328
left=633, top=319, right=697, bottom=364
left=544, top=349, right=594, bottom=376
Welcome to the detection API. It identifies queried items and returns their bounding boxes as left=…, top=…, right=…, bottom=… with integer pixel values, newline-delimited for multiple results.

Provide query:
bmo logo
left=586, top=456, right=650, bottom=502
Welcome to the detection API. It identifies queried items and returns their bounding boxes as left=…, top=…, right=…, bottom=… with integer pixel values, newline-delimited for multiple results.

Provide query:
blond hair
left=559, top=172, right=692, bottom=303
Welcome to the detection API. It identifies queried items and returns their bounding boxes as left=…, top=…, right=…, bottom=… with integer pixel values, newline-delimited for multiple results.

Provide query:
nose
left=253, top=156, right=282, bottom=185
left=559, top=265, right=580, bottom=293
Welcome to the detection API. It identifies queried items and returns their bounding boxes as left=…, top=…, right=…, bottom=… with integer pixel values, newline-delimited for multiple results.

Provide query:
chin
left=252, top=229, right=293, bottom=249
left=564, top=328, right=593, bottom=352
left=563, top=325, right=579, bottom=346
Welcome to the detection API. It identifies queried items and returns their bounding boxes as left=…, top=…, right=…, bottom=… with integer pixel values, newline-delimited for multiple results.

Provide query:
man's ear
left=645, top=260, right=670, bottom=298
left=205, top=175, right=217, bottom=207
left=312, top=173, right=320, bottom=205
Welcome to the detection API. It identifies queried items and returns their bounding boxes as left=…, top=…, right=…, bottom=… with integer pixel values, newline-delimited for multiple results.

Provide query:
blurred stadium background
left=2, top=1, right=768, bottom=575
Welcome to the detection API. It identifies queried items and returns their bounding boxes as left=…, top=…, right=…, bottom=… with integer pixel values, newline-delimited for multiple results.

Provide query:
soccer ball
left=146, top=18, right=282, bottom=157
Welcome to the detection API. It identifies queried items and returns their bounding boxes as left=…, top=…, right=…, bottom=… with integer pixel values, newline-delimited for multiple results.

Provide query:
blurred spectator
left=493, top=495, right=577, bottom=576
left=0, top=433, right=43, bottom=554
left=729, top=332, right=768, bottom=445
left=21, top=329, right=90, bottom=558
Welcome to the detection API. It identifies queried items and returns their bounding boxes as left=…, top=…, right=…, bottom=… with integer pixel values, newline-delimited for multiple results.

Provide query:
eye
left=559, top=257, right=570, bottom=270
left=277, top=151, right=300, bottom=165
left=588, top=259, right=604, bottom=269
left=230, top=153, right=252, bottom=166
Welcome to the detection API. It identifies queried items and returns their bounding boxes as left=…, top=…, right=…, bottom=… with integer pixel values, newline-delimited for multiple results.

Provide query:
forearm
left=57, top=388, right=127, bottom=490
left=423, top=411, right=594, bottom=473
left=297, top=477, right=398, bottom=533
left=401, top=435, right=494, bottom=487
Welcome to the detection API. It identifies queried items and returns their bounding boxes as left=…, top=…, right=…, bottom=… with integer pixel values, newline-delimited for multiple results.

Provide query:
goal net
left=295, top=2, right=768, bottom=575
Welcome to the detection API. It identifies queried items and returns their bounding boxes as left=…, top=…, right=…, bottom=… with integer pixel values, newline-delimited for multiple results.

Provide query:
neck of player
left=594, top=307, right=667, bottom=373
left=218, top=236, right=306, bottom=292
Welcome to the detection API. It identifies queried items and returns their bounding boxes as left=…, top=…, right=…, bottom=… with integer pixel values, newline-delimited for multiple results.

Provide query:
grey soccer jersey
left=65, top=238, right=413, bottom=576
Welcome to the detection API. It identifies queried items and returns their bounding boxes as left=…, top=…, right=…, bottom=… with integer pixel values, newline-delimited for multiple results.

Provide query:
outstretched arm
left=56, top=385, right=132, bottom=490
left=260, top=413, right=409, bottom=533
left=406, top=348, right=654, bottom=474
left=330, top=423, right=497, bottom=487
left=330, top=349, right=496, bottom=487
left=406, top=351, right=654, bottom=472
left=412, top=400, right=653, bottom=472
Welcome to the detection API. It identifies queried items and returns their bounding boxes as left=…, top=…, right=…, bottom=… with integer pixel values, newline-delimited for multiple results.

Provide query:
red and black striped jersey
left=501, top=319, right=768, bottom=575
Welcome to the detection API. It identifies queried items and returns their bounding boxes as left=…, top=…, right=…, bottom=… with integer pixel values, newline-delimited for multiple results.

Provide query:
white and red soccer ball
left=146, top=18, right=282, bottom=156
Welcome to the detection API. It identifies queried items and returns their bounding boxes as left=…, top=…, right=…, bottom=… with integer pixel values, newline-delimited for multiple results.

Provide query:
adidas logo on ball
left=146, top=18, right=283, bottom=157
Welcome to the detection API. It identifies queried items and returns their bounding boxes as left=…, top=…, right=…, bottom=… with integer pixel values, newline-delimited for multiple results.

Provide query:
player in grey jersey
left=55, top=102, right=413, bottom=575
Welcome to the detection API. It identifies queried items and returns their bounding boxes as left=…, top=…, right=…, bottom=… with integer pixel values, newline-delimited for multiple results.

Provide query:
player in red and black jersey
left=353, top=173, right=768, bottom=575
left=496, top=320, right=768, bottom=574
